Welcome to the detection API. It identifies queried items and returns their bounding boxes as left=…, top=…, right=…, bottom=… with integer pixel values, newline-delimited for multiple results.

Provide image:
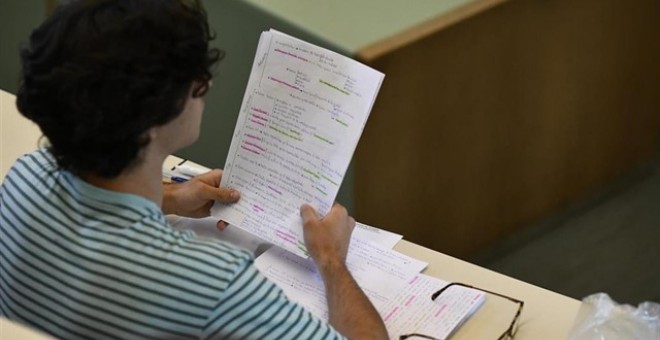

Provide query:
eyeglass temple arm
left=431, top=282, right=525, bottom=306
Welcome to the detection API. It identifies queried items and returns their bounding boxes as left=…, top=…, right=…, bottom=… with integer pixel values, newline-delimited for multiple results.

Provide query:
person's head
left=17, top=0, right=222, bottom=178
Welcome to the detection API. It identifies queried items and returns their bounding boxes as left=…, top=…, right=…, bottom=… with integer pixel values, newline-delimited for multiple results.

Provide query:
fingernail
left=230, top=190, right=239, bottom=199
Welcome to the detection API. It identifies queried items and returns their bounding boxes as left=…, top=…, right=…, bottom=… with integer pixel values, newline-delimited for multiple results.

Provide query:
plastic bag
left=568, top=293, right=660, bottom=340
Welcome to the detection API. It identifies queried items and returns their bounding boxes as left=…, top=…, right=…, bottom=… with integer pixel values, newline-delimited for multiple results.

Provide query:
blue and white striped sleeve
left=202, top=260, right=346, bottom=340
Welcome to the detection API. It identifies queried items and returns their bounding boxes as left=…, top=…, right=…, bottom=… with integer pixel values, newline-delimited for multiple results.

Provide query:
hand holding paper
left=300, top=203, right=355, bottom=269
left=163, top=169, right=239, bottom=218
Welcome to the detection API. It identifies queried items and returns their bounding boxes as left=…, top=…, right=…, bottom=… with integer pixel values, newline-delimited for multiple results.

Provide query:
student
left=0, top=0, right=388, bottom=339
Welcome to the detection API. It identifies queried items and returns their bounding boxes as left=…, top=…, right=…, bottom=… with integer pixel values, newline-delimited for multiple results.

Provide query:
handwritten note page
left=167, top=215, right=402, bottom=256
left=254, top=238, right=427, bottom=320
left=353, top=222, right=402, bottom=249
left=212, top=30, right=384, bottom=257
left=166, top=215, right=269, bottom=255
left=382, top=274, right=485, bottom=339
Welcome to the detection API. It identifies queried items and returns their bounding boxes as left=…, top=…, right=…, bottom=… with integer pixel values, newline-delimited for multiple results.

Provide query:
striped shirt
left=0, top=149, right=344, bottom=340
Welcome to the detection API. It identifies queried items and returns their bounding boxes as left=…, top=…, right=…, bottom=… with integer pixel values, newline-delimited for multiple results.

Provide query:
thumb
left=216, top=220, right=228, bottom=231
left=200, top=183, right=239, bottom=202
left=300, top=204, right=320, bottom=226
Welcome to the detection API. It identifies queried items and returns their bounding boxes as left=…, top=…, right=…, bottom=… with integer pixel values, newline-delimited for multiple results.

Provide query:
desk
left=0, top=318, right=55, bottom=340
left=164, top=155, right=581, bottom=340
left=395, top=241, right=579, bottom=339
left=2, top=90, right=580, bottom=339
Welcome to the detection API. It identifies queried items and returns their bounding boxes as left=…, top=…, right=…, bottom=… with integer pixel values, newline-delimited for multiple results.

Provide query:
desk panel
left=354, top=0, right=660, bottom=257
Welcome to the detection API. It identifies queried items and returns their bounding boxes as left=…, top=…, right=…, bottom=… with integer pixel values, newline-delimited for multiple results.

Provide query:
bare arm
left=301, top=204, right=388, bottom=340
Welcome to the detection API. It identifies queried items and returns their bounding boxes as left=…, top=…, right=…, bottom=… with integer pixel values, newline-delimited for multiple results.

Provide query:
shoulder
left=1, top=149, right=60, bottom=203
left=7, top=147, right=54, bottom=169
left=16, top=148, right=56, bottom=169
left=3, top=149, right=57, bottom=184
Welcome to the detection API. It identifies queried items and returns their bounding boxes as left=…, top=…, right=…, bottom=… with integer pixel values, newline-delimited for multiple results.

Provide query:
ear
left=146, top=126, right=159, bottom=141
left=140, top=127, right=160, bottom=153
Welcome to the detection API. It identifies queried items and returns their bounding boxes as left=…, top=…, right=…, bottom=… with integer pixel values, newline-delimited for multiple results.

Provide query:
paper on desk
left=254, top=238, right=427, bottom=321
left=354, top=222, right=402, bottom=249
left=173, top=213, right=482, bottom=339
left=212, top=29, right=384, bottom=257
left=167, top=215, right=269, bottom=255
left=167, top=215, right=402, bottom=256
left=382, top=274, right=485, bottom=340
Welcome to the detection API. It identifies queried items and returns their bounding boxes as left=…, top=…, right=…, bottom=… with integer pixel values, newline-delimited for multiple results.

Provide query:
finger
left=300, top=204, right=320, bottom=226
left=195, top=169, right=223, bottom=186
left=216, top=220, right=228, bottom=231
left=326, top=203, right=348, bottom=221
left=201, top=185, right=240, bottom=203
left=222, top=188, right=240, bottom=201
left=347, top=216, right=356, bottom=232
left=331, top=202, right=346, bottom=212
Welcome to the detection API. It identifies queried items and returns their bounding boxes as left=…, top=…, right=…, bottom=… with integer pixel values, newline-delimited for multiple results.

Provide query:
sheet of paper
left=167, top=215, right=402, bottom=255
left=254, top=238, right=427, bottom=321
left=166, top=215, right=270, bottom=256
left=353, top=222, right=402, bottom=249
left=212, top=29, right=384, bottom=257
left=382, top=274, right=485, bottom=340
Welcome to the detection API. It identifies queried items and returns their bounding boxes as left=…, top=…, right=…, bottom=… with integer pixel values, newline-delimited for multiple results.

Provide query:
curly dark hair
left=16, top=0, right=222, bottom=177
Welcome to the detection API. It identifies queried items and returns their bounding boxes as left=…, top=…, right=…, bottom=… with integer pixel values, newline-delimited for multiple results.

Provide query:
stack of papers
left=211, top=29, right=384, bottom=258
left=169, top=216, right=484, bottom=339
left=176, top=29, right=485, bottom=339
left=254, top=231, right=427, bottom=320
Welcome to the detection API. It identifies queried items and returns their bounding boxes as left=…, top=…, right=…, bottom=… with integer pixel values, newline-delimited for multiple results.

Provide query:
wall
left=354, top=0, right=660, bottom=258
left=0, top=1, right=45, bottom=93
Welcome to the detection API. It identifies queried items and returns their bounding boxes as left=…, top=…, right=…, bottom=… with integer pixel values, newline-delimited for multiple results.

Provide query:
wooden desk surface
left=1, top=91, right=580, bottom=339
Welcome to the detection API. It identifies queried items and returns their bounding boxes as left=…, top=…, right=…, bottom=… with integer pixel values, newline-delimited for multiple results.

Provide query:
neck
left=80, top=150, right=168, bottom=205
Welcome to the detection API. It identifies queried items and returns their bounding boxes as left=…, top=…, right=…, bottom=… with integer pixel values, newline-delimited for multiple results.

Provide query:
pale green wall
left=0, top=1, right=45, bottom=93
left=0, top=0, right=355, bottom=210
